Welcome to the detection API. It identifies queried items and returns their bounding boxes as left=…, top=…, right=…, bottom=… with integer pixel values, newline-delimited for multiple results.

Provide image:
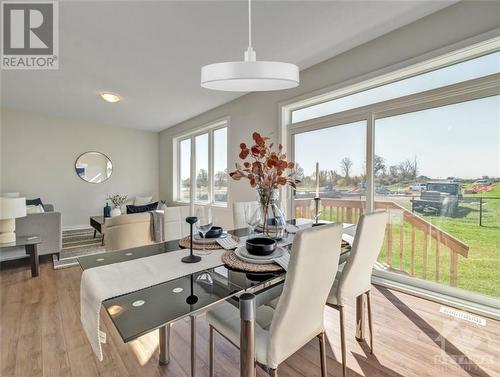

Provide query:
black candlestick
left=182, top=216, right=202, bottom=263
left=312, top=197, right=326, bottom=227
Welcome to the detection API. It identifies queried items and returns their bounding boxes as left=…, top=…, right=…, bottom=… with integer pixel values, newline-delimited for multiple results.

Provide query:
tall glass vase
left=256, top=188, right=286, bottom=240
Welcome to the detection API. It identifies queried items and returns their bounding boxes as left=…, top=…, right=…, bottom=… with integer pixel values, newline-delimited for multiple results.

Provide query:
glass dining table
left=78, top=220, right=366, bottom=377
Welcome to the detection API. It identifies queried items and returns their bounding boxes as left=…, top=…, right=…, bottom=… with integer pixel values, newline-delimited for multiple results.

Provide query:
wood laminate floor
left=1, top=257, right=498, bottom=377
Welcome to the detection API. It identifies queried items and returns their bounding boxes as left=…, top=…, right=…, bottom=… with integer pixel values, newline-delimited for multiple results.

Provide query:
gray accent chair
left=16, top=204, right=62, bottom=258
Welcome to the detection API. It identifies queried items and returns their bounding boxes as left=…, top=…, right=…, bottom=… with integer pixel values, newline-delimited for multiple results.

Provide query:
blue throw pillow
left=126, top=201, right=158, bottom=214
left=26, top=198, right=44, bottom=209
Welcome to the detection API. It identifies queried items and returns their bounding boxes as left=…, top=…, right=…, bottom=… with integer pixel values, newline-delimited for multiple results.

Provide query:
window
left=195, top=133, right=209, bottom=202
left=293, top=120, right=366, bottom=224
left=179, top=139, right=191, bottom=202
left=176, top=120, right=228, bottom=206
left=285, top=40, right=500, bottom=303
left=374, top=96, right=500, bottom=297
left=292, top=51, right=500, bottom=123
left=213, top=127, right=228, bottom=203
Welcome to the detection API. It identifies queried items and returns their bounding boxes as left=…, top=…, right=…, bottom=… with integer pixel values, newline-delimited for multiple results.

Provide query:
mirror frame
left=75, top=151, right=113, bottom=184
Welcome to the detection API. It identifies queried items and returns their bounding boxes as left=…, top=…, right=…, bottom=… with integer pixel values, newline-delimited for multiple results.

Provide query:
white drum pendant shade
left=201, top=0, right=299, bottom=92
left=201, top=60, right=299, bottom=91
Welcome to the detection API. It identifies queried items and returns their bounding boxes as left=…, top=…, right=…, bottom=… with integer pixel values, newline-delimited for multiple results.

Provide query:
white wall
left=159, top=1, right=500, bottom=227
left=1, top=108, right=159, bottom=229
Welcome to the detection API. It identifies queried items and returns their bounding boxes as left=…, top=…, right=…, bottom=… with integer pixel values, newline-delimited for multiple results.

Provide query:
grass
left=308, top=185, right=500, bottom=298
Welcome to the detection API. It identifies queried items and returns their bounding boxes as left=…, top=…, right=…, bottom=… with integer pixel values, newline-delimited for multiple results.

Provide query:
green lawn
left=378, top=186, right=500, bottom=298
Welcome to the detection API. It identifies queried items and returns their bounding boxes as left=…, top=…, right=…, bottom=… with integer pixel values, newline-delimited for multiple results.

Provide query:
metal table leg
left=159, top=324, right=171, bottom=364
left=25, top=244, right=39, bottom=277
left=355, top=294, right=365, bottom=341
left=240, top=293, right=256, bottom=377
left=191, top=315, right=196, bottom=377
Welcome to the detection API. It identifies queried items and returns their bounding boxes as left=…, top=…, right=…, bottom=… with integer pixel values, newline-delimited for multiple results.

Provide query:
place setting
left=178, top=207, right=240, bottom=256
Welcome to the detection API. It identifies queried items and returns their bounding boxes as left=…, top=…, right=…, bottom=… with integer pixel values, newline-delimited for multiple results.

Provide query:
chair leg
left=318, top=332, right=328, bottom=377
left=339, top=306, right=347, bottom=377
left=269, top=368, right=278, bottom=377
left=209, top=326, right=215, bottom=377
left=366, top=291, right=373, bottom=354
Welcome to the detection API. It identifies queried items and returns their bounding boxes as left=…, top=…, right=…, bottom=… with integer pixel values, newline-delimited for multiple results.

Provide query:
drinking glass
left=195, top=207, right=213, bottom=256
left=244, top=203, right=261, bottom=238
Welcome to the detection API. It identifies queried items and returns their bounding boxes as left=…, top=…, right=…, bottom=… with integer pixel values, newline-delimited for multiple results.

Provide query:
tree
left=340, top=157, right=353, bottom=178
left=399, top=158, right=418, bottom=181
left=294, top=163, right=305, bottom=182
left=374, top=155, right=386, bottom=177
left=196, top=169, right=208, bottom=188
left=214, top=170, right=227, bottom=188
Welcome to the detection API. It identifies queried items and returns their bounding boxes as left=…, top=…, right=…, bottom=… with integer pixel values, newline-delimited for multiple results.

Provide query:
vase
left=103, top=202, right=111, bottom=218
left=110, top=208, right=121, bottom=217
left=256, top=188, right=286, bottom=240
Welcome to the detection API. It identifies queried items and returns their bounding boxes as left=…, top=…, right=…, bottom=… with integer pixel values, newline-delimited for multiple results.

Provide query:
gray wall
left=1, top=108, right=159, bottom=229
left=159, top=1, right=500, bottom=226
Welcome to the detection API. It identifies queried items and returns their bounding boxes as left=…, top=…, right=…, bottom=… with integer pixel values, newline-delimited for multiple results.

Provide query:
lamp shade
left=201, top=61, right=299, bottom=92
left=0, top=197, right=27, bottom=220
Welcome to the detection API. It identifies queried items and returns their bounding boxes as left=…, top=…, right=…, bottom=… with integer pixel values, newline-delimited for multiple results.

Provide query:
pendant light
left=201, top=0, right=299, bottom=92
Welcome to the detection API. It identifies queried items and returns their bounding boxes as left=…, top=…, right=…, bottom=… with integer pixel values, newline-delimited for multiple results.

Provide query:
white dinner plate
left=193, top=232, right=229, bottom=244
left=234, top=245, right=286, bottom=264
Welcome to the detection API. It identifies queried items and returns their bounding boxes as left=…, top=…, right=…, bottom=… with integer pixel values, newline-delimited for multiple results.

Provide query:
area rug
left=53, top=228, right=105, bottom=269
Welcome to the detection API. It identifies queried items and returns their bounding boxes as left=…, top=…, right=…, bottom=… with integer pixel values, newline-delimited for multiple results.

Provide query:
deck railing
left=294, top=198, right=469, bottom=287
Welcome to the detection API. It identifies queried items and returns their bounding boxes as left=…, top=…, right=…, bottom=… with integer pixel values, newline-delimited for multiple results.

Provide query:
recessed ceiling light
left=99, top=92, right=121, bottom=103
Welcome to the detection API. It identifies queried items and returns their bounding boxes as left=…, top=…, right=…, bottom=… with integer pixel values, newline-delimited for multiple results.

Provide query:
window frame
left=174, top=118, right=229, bottom=207
left=280, top=36, right=500, bottom=313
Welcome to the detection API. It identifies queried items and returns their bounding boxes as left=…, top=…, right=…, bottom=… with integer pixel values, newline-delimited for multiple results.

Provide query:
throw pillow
left=26, top=198, right=44, bottom=209
left=126, top=201, right=158, bottom=214
left=134, top=196, right=153, bottom=206
left=26, top=204, right=45, bottom=214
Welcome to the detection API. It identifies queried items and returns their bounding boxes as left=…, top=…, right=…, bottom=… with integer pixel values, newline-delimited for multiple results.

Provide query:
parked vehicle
left=411, top=182, right=461, bottom=216
left=409, top=183, right=427, bottom=191
left=473, top=179, right=492, bottom=186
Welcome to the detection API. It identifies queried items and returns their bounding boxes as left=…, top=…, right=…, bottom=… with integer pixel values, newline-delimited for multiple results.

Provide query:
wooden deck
left=1, top=257, right=499, bottom=377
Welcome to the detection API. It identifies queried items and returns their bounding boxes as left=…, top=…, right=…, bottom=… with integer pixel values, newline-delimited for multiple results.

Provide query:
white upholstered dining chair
left=326, top=210, right=387, bottom=377
left=206, top=223, right=344, bottom=377
left=232, top=201, right=259, bottom=229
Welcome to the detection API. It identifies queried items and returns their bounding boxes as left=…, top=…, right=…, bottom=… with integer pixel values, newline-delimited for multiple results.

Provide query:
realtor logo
left=1, top=1, right=59, bottom=69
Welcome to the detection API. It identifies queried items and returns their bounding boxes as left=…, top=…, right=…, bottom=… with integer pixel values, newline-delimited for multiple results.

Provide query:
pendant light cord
left=248, top=0, right=252, bottom=48
left=244, top=0, right=256, bottom=61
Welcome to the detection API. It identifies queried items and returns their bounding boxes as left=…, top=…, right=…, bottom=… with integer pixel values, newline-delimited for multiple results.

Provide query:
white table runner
left=80, top=248, right=225, bottom=361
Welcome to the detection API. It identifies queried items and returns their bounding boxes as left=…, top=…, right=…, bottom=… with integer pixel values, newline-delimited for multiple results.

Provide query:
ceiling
left=1, top=0, right=455, bottom=132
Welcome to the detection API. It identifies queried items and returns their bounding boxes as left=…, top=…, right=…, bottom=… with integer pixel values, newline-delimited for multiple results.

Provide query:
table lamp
left=0, top=197, right=27, bottom=243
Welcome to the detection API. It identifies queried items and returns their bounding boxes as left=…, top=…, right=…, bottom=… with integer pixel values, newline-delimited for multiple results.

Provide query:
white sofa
left=104, top=206, right=191, bottom=252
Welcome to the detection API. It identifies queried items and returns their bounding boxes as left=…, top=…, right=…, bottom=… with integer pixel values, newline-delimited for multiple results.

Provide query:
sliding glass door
left=374, top=96, right=500, bottom=297
left=286, top=45, right=500, bottom=302
left=291, top=119, right=367, bottom=226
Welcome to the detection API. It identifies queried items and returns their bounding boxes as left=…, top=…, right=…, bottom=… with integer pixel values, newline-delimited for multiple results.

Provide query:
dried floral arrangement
left=106, top=194, right=128, bottom=209
left=229, top=132, right=299, bottom=190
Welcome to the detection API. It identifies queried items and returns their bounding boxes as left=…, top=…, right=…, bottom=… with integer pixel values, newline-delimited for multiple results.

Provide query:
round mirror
left=75, top=151, right=113, bottom=184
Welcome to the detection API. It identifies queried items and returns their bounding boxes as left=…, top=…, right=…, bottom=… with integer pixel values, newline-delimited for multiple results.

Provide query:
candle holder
left=182, top=216, right=202, bottom=263
left=312, top=197, right=326, bottom=227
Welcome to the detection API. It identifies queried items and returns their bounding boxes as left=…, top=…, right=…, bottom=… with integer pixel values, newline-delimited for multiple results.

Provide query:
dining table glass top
left=78, top=219, right=354, bottom=343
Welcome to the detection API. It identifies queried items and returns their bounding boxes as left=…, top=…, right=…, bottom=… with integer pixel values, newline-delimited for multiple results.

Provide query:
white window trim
left=173, top=117, right=230, bottom=207
left=279, top=35, right=500, bottom=311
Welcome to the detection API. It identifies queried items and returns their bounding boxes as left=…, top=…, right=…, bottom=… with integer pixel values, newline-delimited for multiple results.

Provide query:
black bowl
left=246, top=237, right=277, bottom=256
left=200, top=226, right=223, bottom=239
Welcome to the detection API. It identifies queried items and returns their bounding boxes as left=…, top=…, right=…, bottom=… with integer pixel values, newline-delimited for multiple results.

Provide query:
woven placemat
left=222, top=250, right=284, bottom=273
left=179, top=235, right=240, bottom=250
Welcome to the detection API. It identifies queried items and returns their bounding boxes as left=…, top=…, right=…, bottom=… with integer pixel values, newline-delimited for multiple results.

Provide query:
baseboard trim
left=63, top=225, right=92, bottom=231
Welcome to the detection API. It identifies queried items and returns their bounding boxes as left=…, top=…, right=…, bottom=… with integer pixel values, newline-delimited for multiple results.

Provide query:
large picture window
left=285, top=40, right=500, bottom=303
left=176, top=120, right=228, bottom=206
